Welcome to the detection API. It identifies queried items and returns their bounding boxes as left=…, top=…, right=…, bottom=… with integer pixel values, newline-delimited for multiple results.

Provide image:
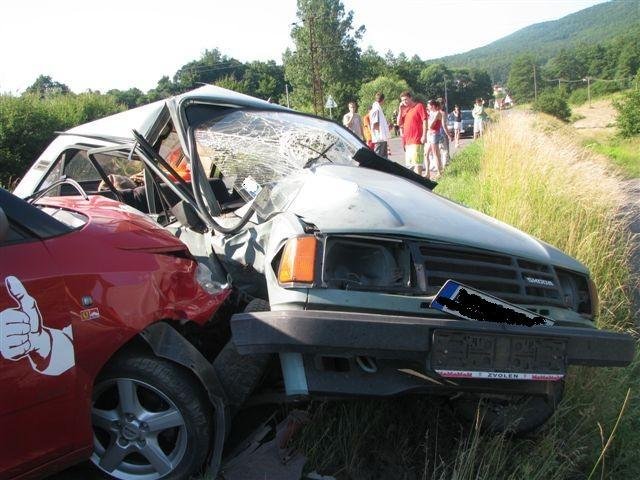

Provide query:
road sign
left=325, top=95, right=337, bottom=109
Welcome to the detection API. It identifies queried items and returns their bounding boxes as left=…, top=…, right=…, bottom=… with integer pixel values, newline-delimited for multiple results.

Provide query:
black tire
left=91, top=354, right=212, bottom=480
left=451, top=382, right=563, bottom=435
left=214, top=299, right=272, bottom=411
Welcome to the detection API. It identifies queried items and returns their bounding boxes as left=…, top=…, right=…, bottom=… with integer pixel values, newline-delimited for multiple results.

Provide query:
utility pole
left=443, top=76, right=448, bottom=112
left=306, top=15, right=323, bottom=116
left=582, top=77, right=591, bottom=107
left=533, top=65, right=538, bottom=102
left=285, top=83, right=290, bottom=108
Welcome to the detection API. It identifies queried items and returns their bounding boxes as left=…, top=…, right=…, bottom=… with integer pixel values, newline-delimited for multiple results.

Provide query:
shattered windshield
left=192, top=109, right=362, bottom=203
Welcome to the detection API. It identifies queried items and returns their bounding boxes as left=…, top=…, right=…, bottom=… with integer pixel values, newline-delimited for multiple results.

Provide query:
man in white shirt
left=369, top=92, right=390, bottom=158
left=342, top=101, right=364, bottom=140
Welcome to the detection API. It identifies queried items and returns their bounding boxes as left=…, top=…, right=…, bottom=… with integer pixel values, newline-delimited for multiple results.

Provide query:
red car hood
left=37, top=195, right=186, bottom=252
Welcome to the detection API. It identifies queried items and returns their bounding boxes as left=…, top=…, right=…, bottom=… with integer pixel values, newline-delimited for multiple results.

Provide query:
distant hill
left=440, top=0, right=639, bottom=81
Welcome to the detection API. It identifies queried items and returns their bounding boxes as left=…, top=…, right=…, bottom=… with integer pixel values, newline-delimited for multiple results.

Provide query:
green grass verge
left=296, top=112, right=639, bottom=479
left=583, top=137, right=640, bottom=179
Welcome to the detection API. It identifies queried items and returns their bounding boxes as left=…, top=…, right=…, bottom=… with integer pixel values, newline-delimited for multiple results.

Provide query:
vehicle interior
left=32, top=125, right=246, bottom=229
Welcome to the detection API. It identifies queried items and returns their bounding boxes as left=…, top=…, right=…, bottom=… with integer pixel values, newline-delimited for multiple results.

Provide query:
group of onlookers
left=344, top=91, right=490, bottom=180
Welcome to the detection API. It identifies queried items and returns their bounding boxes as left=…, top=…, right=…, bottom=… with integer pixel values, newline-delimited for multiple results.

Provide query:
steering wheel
left=25, top=178, right=89, bottom=204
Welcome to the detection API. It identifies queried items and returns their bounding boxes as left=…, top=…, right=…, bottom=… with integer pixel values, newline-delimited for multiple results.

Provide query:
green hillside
left=441, top=0, right=639, bottom=81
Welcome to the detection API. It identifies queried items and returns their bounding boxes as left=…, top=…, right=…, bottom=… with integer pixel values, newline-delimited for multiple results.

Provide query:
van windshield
left=191, top=109, right=362, bottom=202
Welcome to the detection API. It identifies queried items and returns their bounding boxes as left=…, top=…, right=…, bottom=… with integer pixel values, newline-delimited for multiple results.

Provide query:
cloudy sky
left=0, top=0, right=607, bottom=94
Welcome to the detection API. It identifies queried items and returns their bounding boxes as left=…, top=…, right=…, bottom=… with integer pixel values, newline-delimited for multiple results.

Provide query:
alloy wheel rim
left=90, top=377, right=188, bottom=480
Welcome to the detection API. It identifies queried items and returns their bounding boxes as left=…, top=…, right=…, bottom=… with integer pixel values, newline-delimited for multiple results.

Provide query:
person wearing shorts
left=425, top=99, right=451, bottom=179
left=451, top=105, right=462, bottom=147
left=398, top=90, right=427, bottom=175
left=472, top=98, right=485, bottom=139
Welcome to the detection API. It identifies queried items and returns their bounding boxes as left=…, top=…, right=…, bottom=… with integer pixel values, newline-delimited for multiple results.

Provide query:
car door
left=0, top=193, right=79, bottom=478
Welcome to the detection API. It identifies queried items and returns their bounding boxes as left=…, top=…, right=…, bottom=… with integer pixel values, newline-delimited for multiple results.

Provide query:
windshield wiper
left=297, top=141, right=336, bottom=168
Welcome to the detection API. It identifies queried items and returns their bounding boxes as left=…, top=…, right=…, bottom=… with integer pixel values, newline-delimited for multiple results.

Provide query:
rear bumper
left=231, top=310, right=635, bottom=398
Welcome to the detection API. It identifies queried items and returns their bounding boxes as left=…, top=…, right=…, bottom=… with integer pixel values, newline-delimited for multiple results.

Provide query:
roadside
left=572, top=98, right=640, bottom=178
left=388, top=135, right=471, bottom=167
left=570, top=97, right=640, bottom=319
left=622, top=178, right=640, bottom=323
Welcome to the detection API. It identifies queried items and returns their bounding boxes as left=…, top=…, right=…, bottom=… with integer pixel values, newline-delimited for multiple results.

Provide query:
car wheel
left=451, top=382, right=563, bottom=435
left=91, top=354, right=212, bottom=480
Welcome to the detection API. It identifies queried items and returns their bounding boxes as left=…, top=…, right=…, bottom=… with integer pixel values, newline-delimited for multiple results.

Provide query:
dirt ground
left=572, top=99, right=617, bottom=136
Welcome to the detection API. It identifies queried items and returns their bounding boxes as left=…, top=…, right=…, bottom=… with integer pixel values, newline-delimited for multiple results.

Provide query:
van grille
left=416, top=244, right=563, bottom=306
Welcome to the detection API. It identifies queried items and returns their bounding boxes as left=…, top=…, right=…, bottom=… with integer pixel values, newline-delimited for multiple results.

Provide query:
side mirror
left=0, top=207, right=8, bottom=243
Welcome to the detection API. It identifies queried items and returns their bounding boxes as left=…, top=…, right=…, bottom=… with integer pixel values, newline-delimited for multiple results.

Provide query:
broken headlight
left=556, top=268, right=595, bottom=317
left=321, top=236, right=413, bottom=291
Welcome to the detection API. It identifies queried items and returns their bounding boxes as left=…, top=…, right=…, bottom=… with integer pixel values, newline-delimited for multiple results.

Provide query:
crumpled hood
left=284, top=165, right=587, bottom=272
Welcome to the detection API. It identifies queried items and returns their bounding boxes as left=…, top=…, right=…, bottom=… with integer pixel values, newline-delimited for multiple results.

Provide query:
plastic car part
left=91, top=353, right=212, bottom=480
left=277, top=236, right=318, bottom=284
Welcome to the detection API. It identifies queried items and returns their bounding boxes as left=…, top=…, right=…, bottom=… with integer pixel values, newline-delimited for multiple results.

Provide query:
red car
left=0, top=185, right=230, bottom=480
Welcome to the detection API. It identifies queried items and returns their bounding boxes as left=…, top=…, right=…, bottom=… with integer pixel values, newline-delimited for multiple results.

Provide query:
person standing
left=369, top=92, right=390, bottom=158
left=392, top=109, right=400, bottom=136
left=451, top=105, right=462, bottom=148
left=437, top=98, right=450, bottom=166
left=425, top=99, right=450, bottom=179
left=342, top=101, right=364, bottom=140
left=362, top=113, right=374, bottom=150
left=472, top=98, right=486, bottom=139
left=398, top=91, right=427, bottom=175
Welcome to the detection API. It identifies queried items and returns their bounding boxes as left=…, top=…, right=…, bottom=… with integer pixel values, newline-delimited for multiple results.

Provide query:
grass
left=583, top=137, right=640, bottom=179
left=295, top=111, right=639, bottom=479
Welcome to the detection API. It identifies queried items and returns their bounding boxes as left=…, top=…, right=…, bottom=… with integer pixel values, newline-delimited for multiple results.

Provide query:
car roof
left=65, top=85, right=288, bottom=141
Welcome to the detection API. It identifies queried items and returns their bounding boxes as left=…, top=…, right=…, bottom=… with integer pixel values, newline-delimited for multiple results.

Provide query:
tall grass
left=296, top=111, right=639, bottom=479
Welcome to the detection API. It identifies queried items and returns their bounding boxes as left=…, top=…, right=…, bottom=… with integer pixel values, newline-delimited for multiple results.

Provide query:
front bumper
left=231, top=310, right=635, bottom=398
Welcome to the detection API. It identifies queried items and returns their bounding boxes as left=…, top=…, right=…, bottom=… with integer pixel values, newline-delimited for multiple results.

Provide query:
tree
left=214, top=75, right=247, bottom=94
left=507, top=54, right=540, bottom=103
left=24, top=75, right=70, bottom=98
left=613, top=89, right=640, bottom=138
left=173, top=49, right=246, bottom=93
left=358, top=75, right=409, bottom=122
left=242, top=61, right=285, bottom=101
left=0, top=93, right=124, bottom=187
left=545, top=48, right=586, bottom=87
left=146, top=76, right=180, bottom=102
left=447, top=68, right=493, bottom=109
left=387, top=53, right=425, bottom=94
left=532, top=90, right=571, bottom=121
left=107, top=88, right=146, bottom=108
left=283, top=0, right=365, bottom=115
left=418, top=63, right=451, bottom=102
left=360, top=47, right=386, bottom=84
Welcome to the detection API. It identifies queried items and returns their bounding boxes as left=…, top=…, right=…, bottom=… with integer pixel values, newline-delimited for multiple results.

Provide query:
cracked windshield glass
left=193, top=109, right=362, bottom=212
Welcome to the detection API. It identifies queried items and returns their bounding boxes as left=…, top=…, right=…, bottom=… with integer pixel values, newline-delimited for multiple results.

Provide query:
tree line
left=2, top=0, right=639, bottom=187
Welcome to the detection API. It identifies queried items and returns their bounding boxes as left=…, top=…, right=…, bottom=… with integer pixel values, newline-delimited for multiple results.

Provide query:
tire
left=214, top=299, right=272, bottom=411
left=451, top=382, right=563, bottom=435
left=90, top=354, right=212, bottom=480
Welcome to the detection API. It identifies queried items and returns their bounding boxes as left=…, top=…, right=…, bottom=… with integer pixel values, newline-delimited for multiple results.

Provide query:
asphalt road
left=388, top=134, right=472, bottom=168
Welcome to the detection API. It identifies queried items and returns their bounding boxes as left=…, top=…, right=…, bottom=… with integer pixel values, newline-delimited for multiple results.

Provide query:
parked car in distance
left=0, top=187, right=230, bottom=480
left=11, top=86, right=636, bottom=478
left=447, top=109, right=474, bottom=137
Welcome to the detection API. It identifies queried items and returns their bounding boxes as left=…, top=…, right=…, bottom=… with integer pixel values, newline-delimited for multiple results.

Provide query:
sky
left=0, top=0, right=609, bottom=94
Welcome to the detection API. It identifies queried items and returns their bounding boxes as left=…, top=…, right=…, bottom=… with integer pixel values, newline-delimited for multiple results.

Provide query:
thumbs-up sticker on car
left=0, top=276, right=75, bottom=376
